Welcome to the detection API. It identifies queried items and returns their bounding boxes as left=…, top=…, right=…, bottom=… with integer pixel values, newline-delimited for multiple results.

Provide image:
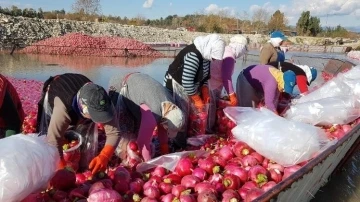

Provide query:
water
left=1, top=52, right=359, bottom=202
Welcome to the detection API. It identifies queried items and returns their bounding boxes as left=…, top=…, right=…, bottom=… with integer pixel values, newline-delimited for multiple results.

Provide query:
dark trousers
left=0, top=91, right=21, bottom=138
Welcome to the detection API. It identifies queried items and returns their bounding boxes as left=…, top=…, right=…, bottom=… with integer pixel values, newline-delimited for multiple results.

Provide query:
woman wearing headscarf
left=207, top=35, right=248, bottom=131
left=235, top=64, right=297, bottom=114
left=108, top=73, right=185, bottom=162
left=163, top=34, right=225, bottom=140
left=260, top=31, right=287, bottom=64
left=0, top=74, right=24, bottom=138
left=267, top=61, right=318, bottom=94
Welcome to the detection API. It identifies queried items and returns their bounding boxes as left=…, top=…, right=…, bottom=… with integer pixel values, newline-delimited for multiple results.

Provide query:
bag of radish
left=224, top=107, right=336, bottom=166
left=136, top=150, right=208, bottom=173
left=0, top=133, right=59, bottom=202
left=62, top=131, right=83, bottom=172
left=188, top=104, right=209, bottom=136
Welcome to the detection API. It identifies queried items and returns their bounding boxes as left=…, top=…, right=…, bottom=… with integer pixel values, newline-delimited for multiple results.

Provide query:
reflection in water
left=1, top=53, right=360, bottom=201
left=25, top=54, right=158, bottom=69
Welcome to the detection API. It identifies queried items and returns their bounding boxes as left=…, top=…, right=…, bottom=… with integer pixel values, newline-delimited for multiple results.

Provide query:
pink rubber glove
left=137, top=104, right=157, bottom=161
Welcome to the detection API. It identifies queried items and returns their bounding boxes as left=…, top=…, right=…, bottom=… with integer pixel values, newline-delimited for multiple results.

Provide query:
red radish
left=262, top=158, right=269, bottom=168
left=75, top=173, right=87, bottom=185
left=144, top=186, right=161, bottom=199
left=198, top=158, right=220, bottom=174
left=179, top=194, right=196, bottom=202
left=192, top=167, right=208, bottom=181
left=50, top=168, right=76, bottom=190
left=268, top=163, right=284, bottom=172
left=161, top=194, right=176, bottom=202
left=130, top=178, right=144, bottom=194
left=218, top=146, right=234, bottom=161
left=223, top=174, right=241, bottom=190
left=141, top=197, right=158, bottom=202
left=172, top=185, right=188, bottom=197
left=233, top=141, right=252, bottom=157
left=69, top=184, right=91, bottom=200
left=143, top=180, right=160, bottom=190
left=114, top=167, right=131, bottom=184
left=261, top=181, right=277, bottom=192
left=163, top=174, right=182, bottom=184
left=269, top=169, right=282, bottom=183
left=244, top=188, right=265, bottom=202
left=250, top=152, right=264, bottom=163
left=242, top=181, right=258, bottom=190
left=248, top=166, right=268, bottom=186
left=151, top=166, right=167, bottom=178
left=342, top=124, right=352, bottom=133
left=238, top=188, right=249, bottom=200
left=90, top=179, right=113, bottom=195
left=149, top=176, right=162, bottom=184
left=131, top=171, right=144, bottom=180
left=181, top=175, right=201, bottom=188
left=129, top=140, right=139, bottom=151
left=51, top=190, right=68, bottom=201
left=211, top=154, right=227, bottom=167
left=222, top=189, right=241, bottom=202
left=283, top=165, right=301, bottom=180
left=228, top=157, right=244, bottom=166
left=159, top=182, right=174, bottom=194
left=88, top=189, right=123, bottom=202
left=197, top=191, right=218, bottom=202
left=208, top=173, right=224, bottom=184
left=224, top=165, right=248, bottom=183
left=175, top=157, right=194, bottom=177
left=194, top=182, right=217, bottom=194
left=332, top=127, right=346, bottom=139
left=215, top=182, right=226, bottom=194
left=242, top=155, right=259, bottom=167
left=114, top=182, right=130, bottom=195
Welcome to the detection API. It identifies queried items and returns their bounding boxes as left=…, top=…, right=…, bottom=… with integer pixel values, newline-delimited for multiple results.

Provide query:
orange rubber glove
left=89, top=145, right=115, bottom=174
left=57, top=157, right=66, bottom=170
left=201, top=86, right=210, bottom=103
left=190, top=94, right=204, bottom=110
left=229, top=93, right=238, bottom=106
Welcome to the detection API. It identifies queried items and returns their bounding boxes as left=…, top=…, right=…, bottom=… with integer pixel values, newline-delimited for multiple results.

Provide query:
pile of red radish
left=321, top=68, right=350, bottom=82
left=19, top=33, right=165, bottom=58
left=188, top=111, right=208, bottom=137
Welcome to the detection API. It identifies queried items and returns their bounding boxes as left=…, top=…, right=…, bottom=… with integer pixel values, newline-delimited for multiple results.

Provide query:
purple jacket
left=243, top=64, right=280, bottom=111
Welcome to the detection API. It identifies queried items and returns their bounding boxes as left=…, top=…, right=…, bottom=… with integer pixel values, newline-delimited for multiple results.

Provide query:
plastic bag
left=171, top=78, right=190, bottom=133
left=224, top=107, right=336, bottom=166
left=188, top=104, right=209, bottom=136
left=136, top=150, right=209, bottom=173
left=284, top=96, right=360, bottom=126
left=73, top=120, right=98, bottom=172
left=62, top=131, right=83, bottom=172
left=187, top=134, right=217, bottom=146
left=0, top=134, right=59, bottom=202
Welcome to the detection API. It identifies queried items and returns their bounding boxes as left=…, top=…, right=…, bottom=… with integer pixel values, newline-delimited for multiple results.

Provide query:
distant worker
left=260, top=31, right=287, bottom=64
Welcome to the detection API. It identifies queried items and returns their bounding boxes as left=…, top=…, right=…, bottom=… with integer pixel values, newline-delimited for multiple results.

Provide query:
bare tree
left=72, top=0, right=102, bottom=15
left=251, top=8, right=270, bottom=33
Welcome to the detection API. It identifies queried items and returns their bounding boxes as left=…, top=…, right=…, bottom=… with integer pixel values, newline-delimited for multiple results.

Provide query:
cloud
left=249, top=2, right=276, bottom=14
left=143, top=0, right=154, bottom=8
left=204, top=4, right=236, bottom=16
left=169, top=2, right=172, bottom=7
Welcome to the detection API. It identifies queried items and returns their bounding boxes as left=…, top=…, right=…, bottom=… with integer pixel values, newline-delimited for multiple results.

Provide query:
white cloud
left=249, top=2, right=275, bottom=14
left=169, top=2, right=172, bottom=7
left=143, top=0, right=154, bottom=8
left=204, top=4, right=236, bottom=16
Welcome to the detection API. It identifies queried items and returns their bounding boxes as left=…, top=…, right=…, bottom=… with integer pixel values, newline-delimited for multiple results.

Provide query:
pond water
left=0, top=52, right=359, bottom=202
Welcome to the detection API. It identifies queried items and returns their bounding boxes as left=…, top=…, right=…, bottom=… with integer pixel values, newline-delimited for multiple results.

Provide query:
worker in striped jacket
left=163, top=34, right=225, bottom=139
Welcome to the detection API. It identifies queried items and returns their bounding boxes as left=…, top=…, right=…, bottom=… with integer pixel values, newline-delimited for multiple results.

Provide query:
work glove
left=201, top=86, right=210, bottom=103
left=190, top=94, right=204, bottom=111
left=229, top=93, right=238, bottom=106
left=89, top=145, right=115, bottom=174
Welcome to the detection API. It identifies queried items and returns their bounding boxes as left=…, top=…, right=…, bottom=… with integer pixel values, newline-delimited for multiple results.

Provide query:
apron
left=207, top=60, right=223, bottom=133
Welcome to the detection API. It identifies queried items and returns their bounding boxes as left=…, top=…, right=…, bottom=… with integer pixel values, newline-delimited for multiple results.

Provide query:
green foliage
left=268, top=10, right=287, bottom=31
left=322, top=25, right=350, bottom=38
left=296, top=11, right=310, bottom=35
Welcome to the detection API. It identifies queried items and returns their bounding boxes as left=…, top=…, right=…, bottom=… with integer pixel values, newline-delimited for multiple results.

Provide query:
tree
left=308, top=16, right=321, bottom=36
left=37, top=8, right=44, bottom=18
left=296, top=11, right=310, bottom=35
left=72, top=0, right=101, bottom=15
left=251, top=8, right=270, bottom=32
left=10, top=6, right=22, bottom=16
left=267, top=10, right=287, bottom=32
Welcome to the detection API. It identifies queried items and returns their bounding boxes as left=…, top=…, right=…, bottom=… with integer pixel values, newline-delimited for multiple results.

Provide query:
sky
left=2, top=0, right=360, bottom=29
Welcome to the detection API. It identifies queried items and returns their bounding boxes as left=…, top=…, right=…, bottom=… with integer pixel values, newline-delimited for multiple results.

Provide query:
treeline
left=0, top=5, right=358, bottom=39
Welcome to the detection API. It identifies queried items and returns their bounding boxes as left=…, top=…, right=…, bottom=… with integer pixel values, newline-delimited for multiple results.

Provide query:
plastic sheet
left=136, top=150, right=209, bottom=173
left=284, top=96, right=360, bottom=126
left=0, top=134, right=59, bottom=202
left=187, top=134, right=217, bottom=146
left=224, top=107, right=336, bottom=166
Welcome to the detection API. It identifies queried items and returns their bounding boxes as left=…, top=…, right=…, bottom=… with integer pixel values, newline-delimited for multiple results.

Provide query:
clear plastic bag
left=171, top=79, right=190, bottom=133
left=224, top=107, right=336, bottom=166
left=188, top=104, right=209, bottom=136
left=73, top=120, right=99, bottom=172
left=0, top=134, right=59, bottom=202
left=284, top=96, right=360, bottom=126
left=136, top=150, right=209, bottom=173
